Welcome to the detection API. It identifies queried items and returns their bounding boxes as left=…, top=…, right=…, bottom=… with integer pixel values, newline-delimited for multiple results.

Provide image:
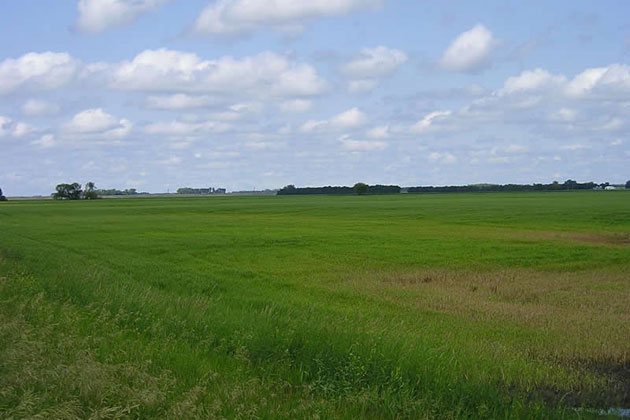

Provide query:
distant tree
left=0, top=187, right=7, bottom=201
left=83, top=182, right=98, bottom=199
left=626, top=180, right=630, bottom=189
left=52, top=183, right=83, bottom=200
left=563, top=179, right=578, bottom=189
left=353, top=182, right=369, bottom=195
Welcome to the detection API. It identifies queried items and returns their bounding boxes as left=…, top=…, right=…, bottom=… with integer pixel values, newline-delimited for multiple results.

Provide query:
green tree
left=563, top=179, right=578, bottom=189
left=52, top=183, right=83, bottom=200
left=83, top=182, right=98, bottom=199
left=0, top=188, right=7, bottom=201
left=626, top=180, right=630, bottom=189
left=353, top=182, right=369, bottom=195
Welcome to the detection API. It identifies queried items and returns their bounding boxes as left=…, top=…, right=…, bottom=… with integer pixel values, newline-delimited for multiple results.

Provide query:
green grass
left=1, top=191, right=629, bottom=419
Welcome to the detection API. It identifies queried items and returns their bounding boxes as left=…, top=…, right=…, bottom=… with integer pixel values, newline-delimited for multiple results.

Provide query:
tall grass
left=1, top=191, right=629, bottom=418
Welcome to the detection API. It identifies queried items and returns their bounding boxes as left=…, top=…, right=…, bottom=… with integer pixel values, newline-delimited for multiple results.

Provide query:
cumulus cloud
left=565, top=64, right=630, bottom=98
left=145, top=94, right=218, bottom=110
left=428, top=152, right=457, bottom=164
left=342, top=46, right=407, bottom=93
left=0, top=52, right=80, bottom=94
left=366, top=125, right=390, bottom=139
left=64, top=108, right=132, bottom=139
left=0, top=116, right=35, bottom=138
left=331, top=107, right=368, bottom=128
left=549, top=108, right=578, bottom=122
left=278, top=99, right=313, bottom=113
left=500, top=68, right=567, bottom=95
left=144, top=120, right=232, bottom=136
left=300, top=107, right=367, bottom=133
left=1, top=49, right=329, bottom=101
left=439, top=24, right=498, bottom=72
left=192, top=0, right=384, bottom=36
left=76, top=0, right=171, bottom=33
left=411, top=110, right=452, bottom=133
left=342, top=46, right=407, bottom=79
left=32, top=134, right=56, bottom=148
left=495, top=64, right=630, bottom=101
left=21, top=99, right=60, bottom=116
left=110, top=49, right=327, bottom=97
left=339, top=134, right=387, bottom=151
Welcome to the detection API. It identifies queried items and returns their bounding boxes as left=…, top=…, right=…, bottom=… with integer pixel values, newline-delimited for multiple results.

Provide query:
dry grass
left=339, top=268, right=630, bottom=406
left=351, top=269, right=629, bottom=358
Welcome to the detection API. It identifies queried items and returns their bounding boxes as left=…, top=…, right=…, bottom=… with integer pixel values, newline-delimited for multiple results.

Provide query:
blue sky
left=1, top=0, right=629, bottom=195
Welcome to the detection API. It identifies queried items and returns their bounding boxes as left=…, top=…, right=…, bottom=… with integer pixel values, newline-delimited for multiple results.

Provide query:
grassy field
left=1, top=191, right=629, bottom=419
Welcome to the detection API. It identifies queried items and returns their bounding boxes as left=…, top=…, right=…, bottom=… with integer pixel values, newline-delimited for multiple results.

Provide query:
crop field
left=1, top=191, right=629, bottom=419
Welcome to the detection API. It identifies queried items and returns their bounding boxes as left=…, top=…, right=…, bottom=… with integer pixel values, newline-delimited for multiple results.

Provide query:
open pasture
left=1, top=191, right=629, bottom=419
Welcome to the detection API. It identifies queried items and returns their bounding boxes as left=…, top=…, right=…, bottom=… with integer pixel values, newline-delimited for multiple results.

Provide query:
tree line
left=407, top=180, right=602, bottom=193
left=94, top=188, right=147, bottom=196
left=177, top=187, right=226, bottom=195
left=278, top=180, right=629, bottom=196
left=277, top=184, right=401, bottom=195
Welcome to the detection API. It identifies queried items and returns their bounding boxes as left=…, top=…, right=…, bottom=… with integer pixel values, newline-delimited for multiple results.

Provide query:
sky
left=1, top=0, right=629, bottom=195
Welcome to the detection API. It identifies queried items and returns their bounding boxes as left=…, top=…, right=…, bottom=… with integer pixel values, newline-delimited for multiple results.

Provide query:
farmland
left=1, top=191, right=629, bottom=419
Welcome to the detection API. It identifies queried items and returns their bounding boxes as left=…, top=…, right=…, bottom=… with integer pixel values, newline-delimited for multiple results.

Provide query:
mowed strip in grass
left=1, top=191, right=629, bottom=419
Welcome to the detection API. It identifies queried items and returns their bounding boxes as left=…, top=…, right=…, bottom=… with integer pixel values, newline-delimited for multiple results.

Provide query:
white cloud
left=439, top=24, right=498, bottom=72
left=111, top=49, right=327, bottom=97
left=0, top=52, right=80, bottom=94
left=411, top=110, right=452, bottom=133
left=343, top=46, right=407, bottom=94
left=342, top=46, right=407, bottom=79
left=145, top=94, right=218, bottom=110
left=428, top=152, right=457, bottom=164
left=331, top=107, right=368, bottom=128
left=339, top=134, right=387, bottom=151
left=12, top=122, right=35, bottom=138
left=549, top=108, right=577, bottom=122
left=301, top=107, right=367, bottom=133
left=21, top=99, right=60, bottom=116
left=500, top=68, right=567, bottom=95
left=565, top=67, right=608, bottom=98
left=206, top=103, right=262, bottom=121
left=565, top=64, right=630, bottom=98
left=0, top=116, right=35, bottom=138
left=32, top=134, right=56, bottom=148
left=366, top=125, right=390, bottom=139
left=600, top=118, right=623, bottom=131
left=495, top=64, right=630, bottom=100
left=76, top=0, right=171, bottom=33
left=144, top=120, right=231, bottom=136
left=278, top=99, right=313, bottom=113
left=192, top=0, right=383, bottom=36
left=64, top=108, right=132, bottom=139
